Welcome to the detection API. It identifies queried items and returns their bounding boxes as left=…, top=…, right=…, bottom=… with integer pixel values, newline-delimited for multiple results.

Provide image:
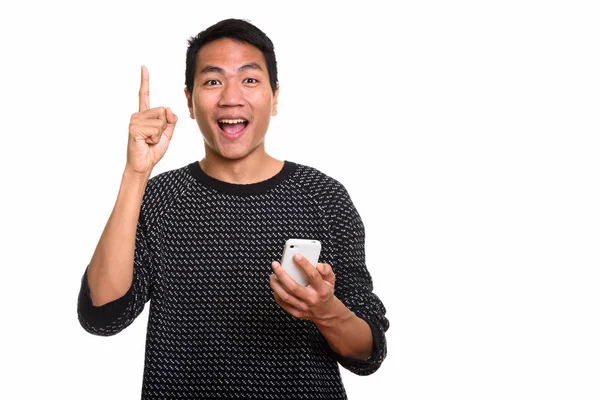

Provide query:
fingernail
left=272, top=261, right=279, bottom=268
left=294, top=254, right=303, bottom=261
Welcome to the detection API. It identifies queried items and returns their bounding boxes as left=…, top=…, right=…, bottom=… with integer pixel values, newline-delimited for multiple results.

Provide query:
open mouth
left=218, top=118, right=249, bottom=136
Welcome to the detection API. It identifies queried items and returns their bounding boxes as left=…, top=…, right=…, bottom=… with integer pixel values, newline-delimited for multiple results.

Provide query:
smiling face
left=185, top=38, right=279, bottom=161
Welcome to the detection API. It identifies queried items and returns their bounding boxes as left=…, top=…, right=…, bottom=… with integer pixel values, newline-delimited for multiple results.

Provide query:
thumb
left=164, top=107, right=178, bottom=139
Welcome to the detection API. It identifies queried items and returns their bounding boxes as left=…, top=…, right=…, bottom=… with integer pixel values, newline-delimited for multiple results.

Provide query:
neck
left=200, top=146, right=283, bottom=185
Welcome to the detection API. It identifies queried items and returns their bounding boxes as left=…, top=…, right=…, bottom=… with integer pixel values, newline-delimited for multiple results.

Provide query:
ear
left=271, top=84, right=279, bottom=116
left=184, top=87, right=195, bottom=119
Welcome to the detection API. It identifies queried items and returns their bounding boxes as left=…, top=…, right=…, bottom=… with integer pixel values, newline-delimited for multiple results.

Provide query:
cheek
left=194, top=96, right=214, bottom=119
left=253, top=92, right=273, bottom=114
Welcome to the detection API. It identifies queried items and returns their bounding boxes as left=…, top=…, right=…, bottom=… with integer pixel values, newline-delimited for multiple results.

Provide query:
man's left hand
left=269, top=254, right=342, bottom=324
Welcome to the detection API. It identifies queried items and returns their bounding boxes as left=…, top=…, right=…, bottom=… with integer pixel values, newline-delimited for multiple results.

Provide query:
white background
left=1, top=0, right=599, bottom=399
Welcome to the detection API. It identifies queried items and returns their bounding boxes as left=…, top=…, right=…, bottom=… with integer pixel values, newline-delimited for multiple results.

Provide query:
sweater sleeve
left=77, top=207, right=154, bottom=337
left=326, top=184, right=390, bottom=375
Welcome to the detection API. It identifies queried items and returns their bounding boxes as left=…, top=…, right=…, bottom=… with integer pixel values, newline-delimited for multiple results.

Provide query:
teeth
left=219, top=119, right=247, bottom=124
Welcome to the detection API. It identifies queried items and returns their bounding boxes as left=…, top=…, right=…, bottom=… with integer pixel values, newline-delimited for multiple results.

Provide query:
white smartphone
left=280, top=238, right=322, bottom=286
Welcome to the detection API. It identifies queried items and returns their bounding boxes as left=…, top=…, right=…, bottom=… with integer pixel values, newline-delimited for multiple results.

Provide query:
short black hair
left=185, top=18, right=278, bottom=96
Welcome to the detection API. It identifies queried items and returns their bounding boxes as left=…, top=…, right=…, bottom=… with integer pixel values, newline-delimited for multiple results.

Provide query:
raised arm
left=78, top=66, right=177, bottom=334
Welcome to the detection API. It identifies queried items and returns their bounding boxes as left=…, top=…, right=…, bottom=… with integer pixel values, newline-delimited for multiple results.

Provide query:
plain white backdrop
left=1, top=0, right=599, bottom=399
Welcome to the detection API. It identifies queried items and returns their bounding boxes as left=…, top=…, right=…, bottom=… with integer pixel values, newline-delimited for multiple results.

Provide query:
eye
left=205, top=79, right=220, bottom=86
left=244, top=78, right=258, bottom=84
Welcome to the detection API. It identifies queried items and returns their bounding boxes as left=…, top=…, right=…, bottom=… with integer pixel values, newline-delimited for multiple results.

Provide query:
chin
left=215, top=140, right=264, bottom=160
left=213, top=146, right=256, bottom=161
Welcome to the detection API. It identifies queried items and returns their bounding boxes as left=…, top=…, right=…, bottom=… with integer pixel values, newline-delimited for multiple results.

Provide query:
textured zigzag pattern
left=78, top=161, right=389, bottom=399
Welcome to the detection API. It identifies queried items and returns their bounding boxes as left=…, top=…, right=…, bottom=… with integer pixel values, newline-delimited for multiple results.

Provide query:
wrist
left=119, top=168, right=151, bottom=202
left=313, top=297, right=354, bottom=329
left=123, top=167, right=151, bottom=183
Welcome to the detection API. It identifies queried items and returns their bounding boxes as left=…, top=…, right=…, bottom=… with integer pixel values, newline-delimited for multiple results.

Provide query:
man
left=78, top=18, right=389, bottom=399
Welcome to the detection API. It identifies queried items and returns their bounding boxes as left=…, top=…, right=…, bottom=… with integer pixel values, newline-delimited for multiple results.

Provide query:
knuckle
left=307, top=269, right=320, bottom=280
left=288, top=285, right=301, bottom=296
left=279, top=291, right=291, bottom=303
left=130, top=126, right=143, bottom=137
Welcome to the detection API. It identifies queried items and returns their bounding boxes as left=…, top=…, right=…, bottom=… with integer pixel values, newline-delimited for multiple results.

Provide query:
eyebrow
left=199, top=62, right=264, bottom=75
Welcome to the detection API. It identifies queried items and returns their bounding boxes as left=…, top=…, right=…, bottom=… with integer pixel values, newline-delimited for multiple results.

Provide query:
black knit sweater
left=78, top=160, right=389, bottom=399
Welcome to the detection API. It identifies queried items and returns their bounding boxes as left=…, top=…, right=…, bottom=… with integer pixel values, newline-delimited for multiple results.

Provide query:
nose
left=218, top=81, right=245, bottom=107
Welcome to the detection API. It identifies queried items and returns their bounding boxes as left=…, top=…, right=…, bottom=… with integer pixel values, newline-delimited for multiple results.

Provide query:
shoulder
left=141, top=163, right=196, bottom=220
left=288, top=162, right=356, bottom=218
left=145, top=163, right=195, bottom=196
left=289, top=162, right=350, bottom=199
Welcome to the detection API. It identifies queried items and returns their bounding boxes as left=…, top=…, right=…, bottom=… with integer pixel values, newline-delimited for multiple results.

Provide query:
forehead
left=196, top=38, right=267, bottom=72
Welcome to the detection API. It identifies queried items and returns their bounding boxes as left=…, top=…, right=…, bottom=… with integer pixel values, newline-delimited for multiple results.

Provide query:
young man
left=78, top=18, right=389, bottom=399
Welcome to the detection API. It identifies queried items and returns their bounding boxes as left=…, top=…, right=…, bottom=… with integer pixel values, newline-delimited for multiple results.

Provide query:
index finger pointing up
left=139, top=65, right=150, bottom=112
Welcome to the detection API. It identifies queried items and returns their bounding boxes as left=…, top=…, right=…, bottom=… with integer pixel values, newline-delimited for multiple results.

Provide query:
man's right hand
left=126, top=66, right=178, bottom=175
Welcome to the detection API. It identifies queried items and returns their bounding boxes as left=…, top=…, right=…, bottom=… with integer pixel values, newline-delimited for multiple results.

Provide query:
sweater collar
left=187, top=160, right=297, bottom=195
